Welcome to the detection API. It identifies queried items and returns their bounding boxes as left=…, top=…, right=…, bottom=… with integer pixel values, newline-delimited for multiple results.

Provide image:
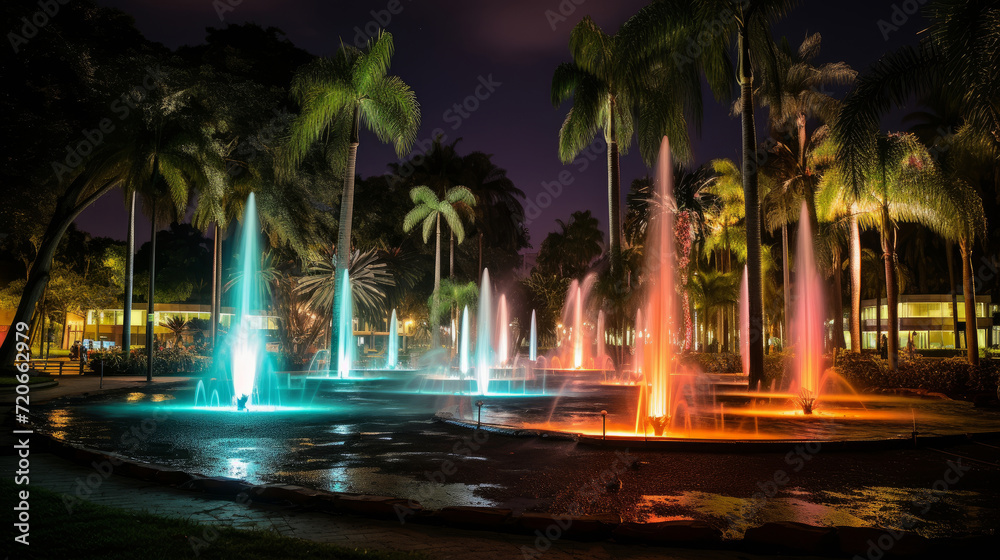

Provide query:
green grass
left=0, top=375, right=55, bottom=387
left=2, top=480, right=428, bottom=560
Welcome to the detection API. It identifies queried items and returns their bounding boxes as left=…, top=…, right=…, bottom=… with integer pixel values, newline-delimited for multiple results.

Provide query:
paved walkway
left=27, top=453, right=827, bottom=560
left=0, top=375, right=191, bottom=405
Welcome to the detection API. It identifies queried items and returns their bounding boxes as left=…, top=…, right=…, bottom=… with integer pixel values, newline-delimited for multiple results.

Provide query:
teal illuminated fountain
left=386, top=309, right=398, bottom=369
left=231, top=193, right=263, bottom=410
left=336, top=274, right=354, bottom=378
left=460, top=306, right=471, bottom=376
left=475, top=269, right=493, bottom=394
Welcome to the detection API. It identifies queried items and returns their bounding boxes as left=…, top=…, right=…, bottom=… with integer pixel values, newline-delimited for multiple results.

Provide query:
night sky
left=77, top=0, right=928, bottom=251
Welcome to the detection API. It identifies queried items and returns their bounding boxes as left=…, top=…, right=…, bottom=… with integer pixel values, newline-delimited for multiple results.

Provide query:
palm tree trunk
left=431, top=213, right=442, bottom=348
left=123, top=191, right=135, bottom=357
left=849, top=207, right=861, bottom=352
left=881, top=207, right=898, bottom=371
left=723, top=234, right=730, bottom=353
left=739, top=25, right=765, bottom=390
left=146, top=196, right=157, bottom=382
left=449, top=229, right=455, bottom=278
left=607, top=105, right=623, bottom=275
left=782, top=222, right=790, bottom=345
left=960, top=237, right=979, bottom=365
left=945, top=242, right=960, bottom=352
left=332, top=102, right=361, bottom=357
left=0, top=174, right=115, bottom=367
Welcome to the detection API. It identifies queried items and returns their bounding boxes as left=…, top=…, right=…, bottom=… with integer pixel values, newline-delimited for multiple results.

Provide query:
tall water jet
left=336, top=274, right=354, bottom=378
left=634, top=309, right=644, bottom=374
left=497, top=294, right=509, bottom=366
left=640, top=137, right=678, bottom=436
left=460, top=306, right=471, bottom=375
left=572, top=282, right=583, bottom=369
left=386, top=309, right=398, bottom=369
left=792, top=200, right=825, bottom=412
left=475, top=269, right=493, bottom=394
left=529, top=310, right=537, bottom=362
left=596, top=310, right=606, bottom=363
left=231, top=192, right=262, bottom=409
left=740, top=266, right=750, bottom=377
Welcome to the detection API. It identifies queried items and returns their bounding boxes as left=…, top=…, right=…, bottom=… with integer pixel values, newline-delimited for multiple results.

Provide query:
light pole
left=601, top=410, right=608, bottom=441
left=476, top=400, right=484, bottom=429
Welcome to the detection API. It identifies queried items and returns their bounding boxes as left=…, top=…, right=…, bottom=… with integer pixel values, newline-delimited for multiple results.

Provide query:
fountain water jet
left=529, top=310, right=537, bottom=362
left=792, top=200, right=825, bottom=412
left=231, top=192, right=262, bottom=408
left=336, top=274, right=353, bottom=379
left=460, top=306, right=471, bottom=376
left=475, top=269, right=493, bottom=394
left=386, top=309, right=398, bottom=369
left=639, top=137, right=678, bottom=436
left=497, top=294, right=509, bottom=366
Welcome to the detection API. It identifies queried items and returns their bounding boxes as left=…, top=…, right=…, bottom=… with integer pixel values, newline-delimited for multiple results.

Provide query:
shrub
left=836, top=352, right=1000, bottom=396
left=89, top=347, right=211, bottom=376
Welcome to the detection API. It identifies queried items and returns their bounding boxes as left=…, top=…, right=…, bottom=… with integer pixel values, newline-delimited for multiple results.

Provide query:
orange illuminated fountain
left=636, top=136, right=680, bottom=436
left=791, top=200, right=825, bottom=413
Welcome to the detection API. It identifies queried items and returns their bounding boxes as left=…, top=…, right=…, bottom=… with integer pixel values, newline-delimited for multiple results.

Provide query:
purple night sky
left=77, top=0, right=925, bottom=250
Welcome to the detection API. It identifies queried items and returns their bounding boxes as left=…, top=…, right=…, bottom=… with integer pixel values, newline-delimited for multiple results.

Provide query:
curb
left=35, top=433, right=998, bottom=558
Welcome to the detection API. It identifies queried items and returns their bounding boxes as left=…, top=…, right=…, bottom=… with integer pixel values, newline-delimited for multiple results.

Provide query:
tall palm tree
left=820, top=132, right=984, bottom=369
left=551, top=17, right=702, bottom=276
left=403, top=185, right=476, bottom=347
left=284, top=31, right=420, bottom=358
left=623, top=0, right=798, bottom=388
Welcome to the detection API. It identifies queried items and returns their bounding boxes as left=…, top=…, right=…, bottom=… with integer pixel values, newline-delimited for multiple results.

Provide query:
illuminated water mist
left=337, top=274, right=353, bottom=378
left=793, top=200, right=825, bottom=405
left=231, top=193, right=261, bottom=408
left=640, top=137, right=678, bottom=435
left=460, top=306, right=470, bottom=375
left=497, top=294, right=509, bottom=366
left=475, top=269, right=492, bottom=394
left=529, top=309, right=537, bottom=362
left=386, top=309, right=398, bottom=369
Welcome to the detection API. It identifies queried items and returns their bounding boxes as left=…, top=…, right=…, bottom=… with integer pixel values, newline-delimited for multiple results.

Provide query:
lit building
left=66, top=304, right=278, bottom=349
left=844, top=294, right=995, bottom=351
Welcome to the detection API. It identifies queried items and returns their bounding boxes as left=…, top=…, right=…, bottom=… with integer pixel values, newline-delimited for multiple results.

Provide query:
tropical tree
left=403, top=186, right=476, bottom=346
left=158, top=316, right=190, bottom=347
left=296, top=247, right=397, bottom=337
left=819, top=132, right=985, bottom=369
left=551, top=16, right=703, bottom=276
left=460, top=151, right=527, bottom=278
left=536, top=210, right=604, bottom=279
left=623, top=0, right=799, bottom=388
left=284, top=31, right=420, bottom=359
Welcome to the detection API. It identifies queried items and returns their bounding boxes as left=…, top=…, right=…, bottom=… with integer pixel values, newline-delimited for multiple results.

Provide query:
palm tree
left=820, top=132, right=984, bottom=369
left=623, top=0, right=798, bottom=389
left=284, top=31, right=420, bottom=359
left=297, top=247, right=397, bottom=333
left=158, top=316, right=190, bottom=347
left=403, top=186, right=476, bottom=347
left=551, top=17, right=702, bottom=276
